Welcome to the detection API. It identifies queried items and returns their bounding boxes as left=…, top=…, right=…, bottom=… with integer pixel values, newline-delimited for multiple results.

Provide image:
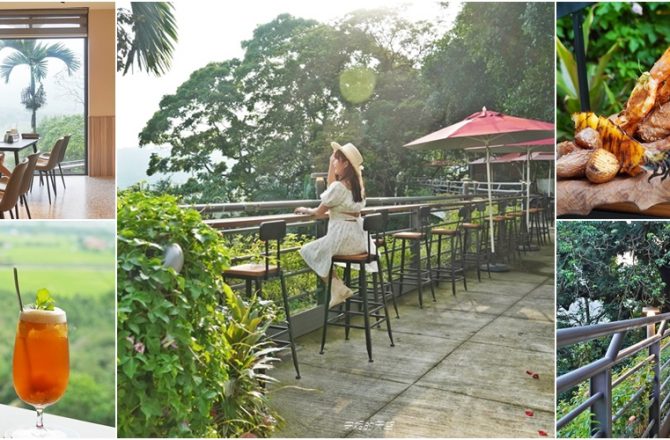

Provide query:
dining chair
left=34, top=137, right=64, bottom=204
left=0, top=160, right=28, bottom=219
left=40, top=135, right=70, bottom=189
left=16, top=152, right=41, bottom=219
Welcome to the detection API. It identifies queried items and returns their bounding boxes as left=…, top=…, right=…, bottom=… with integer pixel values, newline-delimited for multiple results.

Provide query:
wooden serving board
left=557, top=171, right=670, bottom=216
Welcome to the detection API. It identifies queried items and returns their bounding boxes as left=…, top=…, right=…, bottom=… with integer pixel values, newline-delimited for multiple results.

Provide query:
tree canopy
left=117, top=2, right=178, bottom=76
left=557, top=221, right=670, bottom=331
left=136, top=3, right=554, bottom=203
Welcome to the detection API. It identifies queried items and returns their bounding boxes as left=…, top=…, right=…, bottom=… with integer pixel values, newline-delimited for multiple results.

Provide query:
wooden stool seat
left=332, top=252, right=371, bottom=263
left=462, top=222, right=481, bottom=229
left=392, top=231, right=425, bottom=240
left=224, top=263, right=278, bottom=278
left=432, top=228, right=458, bottom=236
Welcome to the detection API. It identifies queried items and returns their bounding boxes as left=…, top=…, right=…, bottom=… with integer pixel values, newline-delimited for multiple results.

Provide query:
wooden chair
left=0, top=160, right=28, bottom=219
left=34, top=137, right=64, bottom=204
left=16, top=152, right=41, bottom=219
left=40, top=135, right=70, bottom=189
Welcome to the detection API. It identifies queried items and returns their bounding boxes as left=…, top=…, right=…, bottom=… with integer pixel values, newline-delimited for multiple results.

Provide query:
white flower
left=631, top=2, right=643, bottom=15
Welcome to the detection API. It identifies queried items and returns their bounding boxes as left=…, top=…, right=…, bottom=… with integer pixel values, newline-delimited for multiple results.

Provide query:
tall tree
left=0, top=40, right=80, bottom=131
left=117, top=2, right=178, bottom=76
left=139, top=11, right=435, bottom=202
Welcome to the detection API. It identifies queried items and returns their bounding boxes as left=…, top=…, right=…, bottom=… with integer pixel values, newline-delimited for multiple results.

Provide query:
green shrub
left=557, top=351, right=655, bottom=437
left=117, top=190, right=280, bottom=437
left=35, top=114, right=85, bottom=164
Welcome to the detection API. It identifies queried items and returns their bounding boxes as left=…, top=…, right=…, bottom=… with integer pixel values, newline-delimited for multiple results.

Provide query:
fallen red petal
left=526, top=370, right=534, bottom=375
left=525, top=409, right=534, bottom=417
left=532, top=373, right=540, bottom=379
left=538, top=430, right=548, bottom=436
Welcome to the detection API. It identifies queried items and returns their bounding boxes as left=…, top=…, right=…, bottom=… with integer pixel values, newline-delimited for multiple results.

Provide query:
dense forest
left=137, top=3, right=553, bottom=203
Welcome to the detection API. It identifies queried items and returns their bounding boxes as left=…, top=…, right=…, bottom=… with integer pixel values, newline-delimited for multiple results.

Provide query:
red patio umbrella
left=404, top=108, right=554, bottom=253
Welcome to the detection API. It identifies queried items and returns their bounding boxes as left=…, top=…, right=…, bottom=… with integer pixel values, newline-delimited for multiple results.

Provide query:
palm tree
left=0, top=40, right=81, bottom=132
left=117, top=2, right=178, bottom=76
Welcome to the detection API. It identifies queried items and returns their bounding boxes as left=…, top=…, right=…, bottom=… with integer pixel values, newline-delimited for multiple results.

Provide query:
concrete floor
left=13, top=175, right=115, bottom=219
left=268, top=242, right=555, bottom=438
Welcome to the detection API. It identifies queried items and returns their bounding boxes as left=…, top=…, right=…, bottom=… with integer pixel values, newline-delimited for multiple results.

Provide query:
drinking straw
left=13, top=267, right=24, bottom=312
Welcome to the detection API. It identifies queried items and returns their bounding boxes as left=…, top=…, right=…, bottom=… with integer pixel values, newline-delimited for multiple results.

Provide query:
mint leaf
left=35, top=288, right=55, bottom=311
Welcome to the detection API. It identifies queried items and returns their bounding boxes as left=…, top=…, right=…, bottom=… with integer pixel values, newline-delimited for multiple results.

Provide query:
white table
left=0, top=405, right=115, bottom=438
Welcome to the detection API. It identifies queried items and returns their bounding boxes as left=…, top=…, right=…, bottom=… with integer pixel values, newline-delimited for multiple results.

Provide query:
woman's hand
left=294, top=207, right=313, bottom=215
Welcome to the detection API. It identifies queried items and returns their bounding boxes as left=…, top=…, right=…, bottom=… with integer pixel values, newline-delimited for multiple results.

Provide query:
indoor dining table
left=0, top=137, right=39, bottom=165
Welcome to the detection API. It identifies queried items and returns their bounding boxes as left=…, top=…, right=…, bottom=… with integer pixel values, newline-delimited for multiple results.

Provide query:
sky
left=117, top=0, right=461, bottom=151
left=0, top=39, right=84, bottom=131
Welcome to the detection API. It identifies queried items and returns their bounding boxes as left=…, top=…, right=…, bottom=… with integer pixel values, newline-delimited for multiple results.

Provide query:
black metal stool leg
left=320, top=264, right=335, bottom=354
left=435, top=234, right=443, bottom=286
left=344, top=263, right=352, bottom=341
left=383, top=243, right=399, bottom=318
left=398, top=239, right=406, bottom=297
left=424, top=235, right=436, bottom=302
left=375, top=259, right=394, bottom=347
left=450, top=234, right=457, bottom=295
left=280, top=272, right=300, bottom=379
left=473, top=230, right=481, bottom=282
left=372, top=272, right=381, bottom=324
left=416, top=241, right=424, bottom=308
left=360, top=265, right=372, bottom=362
left=459, top=232, right=468, bottom=291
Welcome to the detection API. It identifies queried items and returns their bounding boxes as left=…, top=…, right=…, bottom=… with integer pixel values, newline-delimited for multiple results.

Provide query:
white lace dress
left=299, top=181, right=378, bottom=277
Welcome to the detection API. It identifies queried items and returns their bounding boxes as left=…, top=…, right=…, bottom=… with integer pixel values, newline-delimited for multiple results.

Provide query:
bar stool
left=431, top=209, right=467, bottom=296
left=223, top=220, right=301, bottom=379
left=528, top=197, right=550, bottom=247
left=390, top=206, right=436, bottom=308
left=320, top=214, right=395, bottom=362
left=373, top=210, right=399, bottom=318
left=460, top=203, right=491, bottom=282
left=492, top=200, right=511, bottom=263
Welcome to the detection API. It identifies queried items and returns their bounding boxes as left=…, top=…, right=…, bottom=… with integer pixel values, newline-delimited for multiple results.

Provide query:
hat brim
left=331, top=141, right=342, bottom=152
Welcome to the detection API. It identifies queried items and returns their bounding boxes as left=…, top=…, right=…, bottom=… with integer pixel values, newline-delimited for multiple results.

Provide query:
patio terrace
left=267, top=238, right=554, bottom=438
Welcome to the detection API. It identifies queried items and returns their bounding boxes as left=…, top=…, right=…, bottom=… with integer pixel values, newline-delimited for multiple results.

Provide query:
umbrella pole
left=526, top=147, right=531, bottom=229
left=525, top=147, right=539, bottom=252
left=486, top=146, right=495, bottom=254
left=485, top=145, right=509, bottom=272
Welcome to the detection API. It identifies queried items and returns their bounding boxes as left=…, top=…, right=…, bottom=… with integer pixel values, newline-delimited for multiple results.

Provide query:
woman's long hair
left=334, top=150, right=364, bottom=202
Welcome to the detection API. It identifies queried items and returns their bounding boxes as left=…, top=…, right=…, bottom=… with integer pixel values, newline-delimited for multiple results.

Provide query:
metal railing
left=412, top=178, right=526, bottom=196
left=190, top=193, right=531, bottom=337
left=557, top=310, right=670, bottom=437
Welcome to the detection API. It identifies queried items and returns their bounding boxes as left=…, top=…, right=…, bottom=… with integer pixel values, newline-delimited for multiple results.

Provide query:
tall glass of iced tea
left=10, top=307, right=69, bottom=437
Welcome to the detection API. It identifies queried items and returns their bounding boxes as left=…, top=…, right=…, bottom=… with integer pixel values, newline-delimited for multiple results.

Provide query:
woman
left=0, top=153, right=12, bottom=180
left=295, top=142, right=376, bottom=308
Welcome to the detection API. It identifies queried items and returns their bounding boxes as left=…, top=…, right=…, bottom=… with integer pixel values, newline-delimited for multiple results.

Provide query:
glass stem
left=35, top=407, right=44, bottom=429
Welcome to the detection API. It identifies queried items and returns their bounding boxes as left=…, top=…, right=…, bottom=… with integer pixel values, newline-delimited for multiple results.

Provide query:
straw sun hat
left=331, top=142, right=364, bottom=187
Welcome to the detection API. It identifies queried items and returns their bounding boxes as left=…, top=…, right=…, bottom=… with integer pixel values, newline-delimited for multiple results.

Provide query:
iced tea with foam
left=12, top=308, right=69, bottom=406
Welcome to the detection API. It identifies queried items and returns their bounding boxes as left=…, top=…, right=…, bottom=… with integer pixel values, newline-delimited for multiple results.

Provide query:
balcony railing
left=557, top=310, right=670, bottom=437
left=184, top=192, right=533, bottom=337
left=412, top=178, right=527, bottom=196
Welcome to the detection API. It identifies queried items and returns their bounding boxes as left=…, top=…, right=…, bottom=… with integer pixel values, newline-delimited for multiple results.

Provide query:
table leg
left=14, top=151, right=19, bottom=166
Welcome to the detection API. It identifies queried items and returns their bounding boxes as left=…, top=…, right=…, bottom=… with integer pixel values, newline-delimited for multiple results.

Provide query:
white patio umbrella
left=404, top=107, right=554, bottom=254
